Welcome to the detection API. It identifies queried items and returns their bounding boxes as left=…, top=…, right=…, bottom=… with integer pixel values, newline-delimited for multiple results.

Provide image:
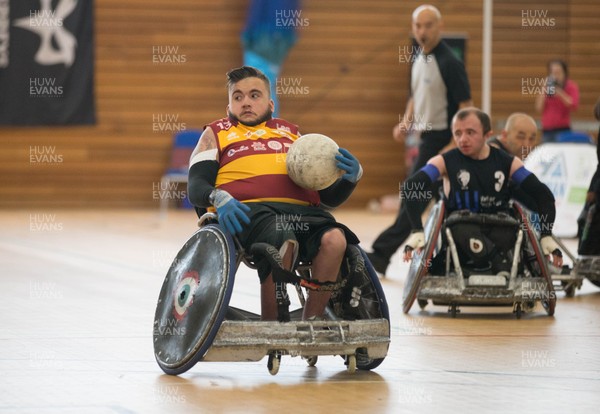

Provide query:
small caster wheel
left=267, top=352, right=281, bottom=375
left=562, top=282, right=575, bottom=298
left=418, top=299, right=428, bottom=310
left=346, top=355, right=356, bottom=374
left=305, top=356, right=318, bottom=367
left=515, top=303, right=522, bottom=319
left=449, top=304, right=459, bottom=318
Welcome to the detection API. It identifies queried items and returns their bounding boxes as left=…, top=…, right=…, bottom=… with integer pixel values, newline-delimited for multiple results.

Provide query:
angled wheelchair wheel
left=402, top=201, right=445, bottom=314
left=153, top=224, right=237, bottom=375
left=513, top=203, right=556, bottom=316
left=589, top=279, right=600, bottom=289
left=574, top=256, right=600, bottom=289
left=331, top=245, right=390, bottom=371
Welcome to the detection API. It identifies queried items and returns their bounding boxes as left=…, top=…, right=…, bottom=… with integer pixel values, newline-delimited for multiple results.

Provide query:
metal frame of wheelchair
left=153, top=213, right=390, bottom=376
left=546, top=236, right=600, bottom=297
left=508, top=205, right=600, bottom=298
left=403, top=201, right=560, bottom=318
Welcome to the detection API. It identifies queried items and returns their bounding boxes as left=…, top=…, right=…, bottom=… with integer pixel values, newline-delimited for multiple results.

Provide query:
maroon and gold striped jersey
left=205, top=117, right=320, bottom=206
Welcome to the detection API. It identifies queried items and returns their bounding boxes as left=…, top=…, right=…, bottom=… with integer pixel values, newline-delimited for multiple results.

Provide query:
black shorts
left=236, top=202, right=360, bottom=280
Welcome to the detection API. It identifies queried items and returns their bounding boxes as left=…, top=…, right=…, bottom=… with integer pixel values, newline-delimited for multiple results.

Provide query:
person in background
left=488, top=112, right=538, bottom=160
left=535, top=59, right=580, bottom=143
left=367, top=4, right=472, bottom=275
left=402, top=107, right=563, bottom=270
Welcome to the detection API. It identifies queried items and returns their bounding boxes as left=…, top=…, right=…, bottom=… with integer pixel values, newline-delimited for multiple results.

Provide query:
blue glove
left=335, top=148, right=363, bottom=183
left=210, top=189, right=251, bottom=234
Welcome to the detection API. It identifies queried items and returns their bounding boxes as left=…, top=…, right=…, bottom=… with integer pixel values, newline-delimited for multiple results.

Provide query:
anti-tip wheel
left=346, top=355, right=357, bottom=374
left=305, top=356, right=318, bottom=367
left=268, top=353, right=281, bottom=376
left=515, top=303, right=522, bottom=319
left=562, top=281, right=576, bottom=298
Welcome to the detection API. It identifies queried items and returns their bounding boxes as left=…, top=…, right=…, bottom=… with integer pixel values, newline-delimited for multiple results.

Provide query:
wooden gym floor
left=0, top=209, right=599, bottom=413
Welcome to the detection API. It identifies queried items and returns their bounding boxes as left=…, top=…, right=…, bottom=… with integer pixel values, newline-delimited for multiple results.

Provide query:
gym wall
left=1, top=0, right=598, bottom=208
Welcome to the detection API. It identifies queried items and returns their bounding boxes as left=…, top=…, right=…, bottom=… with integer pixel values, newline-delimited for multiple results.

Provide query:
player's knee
left=319, top=228, right=347, bottom=256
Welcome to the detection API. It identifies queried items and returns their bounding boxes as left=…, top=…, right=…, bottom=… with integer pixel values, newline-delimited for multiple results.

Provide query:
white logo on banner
left=13, top=0, right=78, bottom=67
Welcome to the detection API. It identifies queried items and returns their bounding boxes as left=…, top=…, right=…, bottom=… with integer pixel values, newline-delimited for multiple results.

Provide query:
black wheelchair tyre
left=402, top=201, right=445, bottom=314
left=513, top=202, right=556, bottom=316
left=329, top=245, right=390, bottom=370
left=153, top=224, right=237, bottom=375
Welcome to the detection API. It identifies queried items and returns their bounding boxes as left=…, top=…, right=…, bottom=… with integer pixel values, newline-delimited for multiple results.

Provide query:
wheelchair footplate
left=547, top=236, right=600, bottom=297
left=574, top=255, right=600, bottom=280
left=417, top=275, right=555, bottom=319
left=203, top=317, right=390, bottom=375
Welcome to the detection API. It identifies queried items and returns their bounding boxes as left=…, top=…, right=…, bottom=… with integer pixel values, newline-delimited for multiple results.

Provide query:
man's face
left=227, top=77, right=274, bottom=126
left=412, top=9, right=441, bottom=53
left=503, top=117, right=538, bottom=160
left=452, top=113, right=488, bottom=158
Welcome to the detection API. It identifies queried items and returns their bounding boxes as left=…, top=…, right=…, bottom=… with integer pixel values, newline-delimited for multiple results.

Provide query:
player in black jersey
left=402, top=107, right=563, bottom=268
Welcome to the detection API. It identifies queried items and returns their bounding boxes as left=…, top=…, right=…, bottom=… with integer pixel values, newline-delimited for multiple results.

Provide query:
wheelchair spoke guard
left=153, top=224, right=237, bottom=375
left=402, top=201, right=445, bottom=314
left=354, top=247, right=390, bottom=370
left=513, top=202, right=556, bottom=316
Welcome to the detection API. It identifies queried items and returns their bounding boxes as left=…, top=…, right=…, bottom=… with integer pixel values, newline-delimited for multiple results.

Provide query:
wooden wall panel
left=0, top=0, right=597, bottom=208
left=491, top=0, right=600, bottom=129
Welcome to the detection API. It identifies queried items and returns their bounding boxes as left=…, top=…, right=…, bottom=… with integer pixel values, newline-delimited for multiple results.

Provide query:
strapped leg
left=303, top=229, right=346, bottom=320
left=260, top=240, right=298, bottom=321
left=275, top=240, right=298, bottom=322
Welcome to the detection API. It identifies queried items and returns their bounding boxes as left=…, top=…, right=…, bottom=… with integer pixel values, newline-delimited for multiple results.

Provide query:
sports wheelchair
left=547, top=201, right=600, bottom=297
left=403, top=200, right=558, bottom=318
left=569, top=255, right=600, bottom=293
left=153, top=212, right=390, bottom=376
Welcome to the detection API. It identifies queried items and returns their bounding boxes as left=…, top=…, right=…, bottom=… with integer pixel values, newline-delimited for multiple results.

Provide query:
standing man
left=368, top=4, right=472, bottom=275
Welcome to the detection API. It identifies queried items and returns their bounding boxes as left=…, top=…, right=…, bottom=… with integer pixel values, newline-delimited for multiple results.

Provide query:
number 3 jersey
left=442, top=146, right=514, bottom=214
left=204, top=117, right=320, bottom=206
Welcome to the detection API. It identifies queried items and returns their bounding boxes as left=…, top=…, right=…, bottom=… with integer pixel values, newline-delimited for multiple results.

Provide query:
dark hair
left=226, top=66, right=270, bottom=93
left=452, top=107, right=492, bottom=135
left=547, top=59, right=568, bottom=79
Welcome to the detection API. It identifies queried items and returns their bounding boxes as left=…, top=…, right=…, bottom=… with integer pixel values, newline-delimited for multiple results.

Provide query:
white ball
left=286, top=133, right=343, bottom=190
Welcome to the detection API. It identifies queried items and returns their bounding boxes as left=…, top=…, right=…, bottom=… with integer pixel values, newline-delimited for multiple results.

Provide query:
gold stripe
left=241, top=198, right=310, bottom=205
left=216, top=153, right=288, bottom=185
left=207, top=198, right=309, bottom=213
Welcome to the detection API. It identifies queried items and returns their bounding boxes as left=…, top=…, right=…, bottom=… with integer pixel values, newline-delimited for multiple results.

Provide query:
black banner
left=0, top=0, right=95, bottom=125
